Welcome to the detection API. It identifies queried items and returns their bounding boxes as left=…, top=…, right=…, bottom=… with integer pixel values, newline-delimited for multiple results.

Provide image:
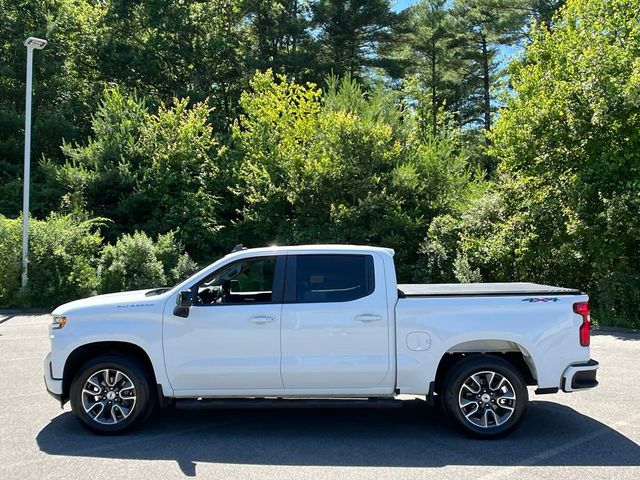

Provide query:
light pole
left=21, top=37, right=47, bottom=289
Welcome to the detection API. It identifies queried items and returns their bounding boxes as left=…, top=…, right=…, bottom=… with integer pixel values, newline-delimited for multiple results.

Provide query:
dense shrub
left=97, top=232, right=165, bottom=293
left=0, top=214, right=102, bottom=308
left=415, top=214, right=462, bottom=283
left=56, top=88, right=220, bottom=257
left=0, top=216, right=22, bottom=304
left=97, top=231, right=197, bottom=293
left=0, top=215, right=197, bottom=307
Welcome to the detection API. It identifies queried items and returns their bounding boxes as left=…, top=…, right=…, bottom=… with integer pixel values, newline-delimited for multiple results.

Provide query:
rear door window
left=292, top=254, right=374, bottom=303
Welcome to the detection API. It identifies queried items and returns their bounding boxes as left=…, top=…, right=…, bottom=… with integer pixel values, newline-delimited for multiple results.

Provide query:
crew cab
left=44, top=245, right=599, bottom=437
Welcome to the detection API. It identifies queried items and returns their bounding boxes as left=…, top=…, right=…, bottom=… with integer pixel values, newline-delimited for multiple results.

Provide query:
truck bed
left=398, top=282, right=582, bottom=297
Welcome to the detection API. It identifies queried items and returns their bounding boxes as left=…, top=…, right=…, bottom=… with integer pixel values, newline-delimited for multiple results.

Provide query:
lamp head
left=24, top=37, right=47, bottom=50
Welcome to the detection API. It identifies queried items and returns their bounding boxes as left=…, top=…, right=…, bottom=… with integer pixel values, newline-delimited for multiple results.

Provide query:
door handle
left=249, top=316, right=275, bottom=324
left=355, top=314, right=383, bottom=323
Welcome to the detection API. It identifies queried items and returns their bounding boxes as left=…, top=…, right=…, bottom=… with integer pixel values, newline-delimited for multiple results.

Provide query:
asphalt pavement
left=1, top=313, right=639, bottom=479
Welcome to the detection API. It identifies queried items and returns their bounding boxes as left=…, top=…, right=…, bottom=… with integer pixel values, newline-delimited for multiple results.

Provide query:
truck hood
left=52, top=289, right=166, bottom=315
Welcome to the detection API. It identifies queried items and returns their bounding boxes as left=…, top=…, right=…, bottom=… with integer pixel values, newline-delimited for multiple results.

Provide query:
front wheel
left=442, top=355, right=528, bottom=438
left=70, top=354, right=155, bottom=434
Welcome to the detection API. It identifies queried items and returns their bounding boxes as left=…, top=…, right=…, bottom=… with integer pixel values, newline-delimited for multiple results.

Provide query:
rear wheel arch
left=433, top=340, right=537, bottom=394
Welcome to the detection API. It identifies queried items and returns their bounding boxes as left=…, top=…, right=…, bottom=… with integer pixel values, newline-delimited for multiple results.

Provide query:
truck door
left=280, top=253, right=392, bottom=391
left=163, top=255, right=285, bottom=394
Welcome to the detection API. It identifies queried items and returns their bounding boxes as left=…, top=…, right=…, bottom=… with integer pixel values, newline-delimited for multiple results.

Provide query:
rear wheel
left=70, top=355, right=155, bottom=434
left=442, top=355, right=528, bottom=438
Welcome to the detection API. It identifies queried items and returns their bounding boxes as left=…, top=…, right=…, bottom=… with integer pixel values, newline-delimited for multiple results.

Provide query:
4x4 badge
left=522, top=297, right=559, bottom=303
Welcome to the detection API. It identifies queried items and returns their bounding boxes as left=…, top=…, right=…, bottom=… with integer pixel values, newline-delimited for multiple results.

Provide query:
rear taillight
left=573, top=301, right=590, bottom=347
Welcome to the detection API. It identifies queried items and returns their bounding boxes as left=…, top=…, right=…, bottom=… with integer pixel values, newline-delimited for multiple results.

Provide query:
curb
left=593, top=325, right=640, bottom=335
left=0, top=309, right=51, bottom=315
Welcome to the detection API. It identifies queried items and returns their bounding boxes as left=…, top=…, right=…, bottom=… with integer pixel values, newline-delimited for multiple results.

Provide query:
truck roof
left=225, top=244, right=396, bottom=258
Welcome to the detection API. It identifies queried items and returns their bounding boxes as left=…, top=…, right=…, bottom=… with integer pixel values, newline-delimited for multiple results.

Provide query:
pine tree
left=245, top=0, right=314, bottom=81
left=396, top=0, right=463, bottom=136
left=528, top=0, right=565, bottom=26
left=451, top=0, right=529, bottom=133
left=311, top=0, right=398, bottom=81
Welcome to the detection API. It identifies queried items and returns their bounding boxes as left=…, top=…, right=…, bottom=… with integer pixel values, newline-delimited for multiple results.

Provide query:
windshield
left=143, top=262, right=209, bottom=296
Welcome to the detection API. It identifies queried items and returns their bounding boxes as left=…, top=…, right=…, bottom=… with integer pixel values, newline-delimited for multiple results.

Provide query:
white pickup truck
left=44, top=245, right=599, bottom=437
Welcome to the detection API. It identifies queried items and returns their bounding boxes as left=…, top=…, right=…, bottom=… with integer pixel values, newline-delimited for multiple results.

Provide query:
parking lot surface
left=1, top=313, right=638, bottom=479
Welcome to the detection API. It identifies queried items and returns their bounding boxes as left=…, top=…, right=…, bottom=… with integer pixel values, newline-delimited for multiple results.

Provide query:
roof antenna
left=231, top=244, right=247, bottom=253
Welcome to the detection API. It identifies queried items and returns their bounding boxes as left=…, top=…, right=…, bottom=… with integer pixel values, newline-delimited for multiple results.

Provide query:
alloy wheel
left=81, top=368, right=137, bottom=425
left=457, top=370, right=517, bottom=429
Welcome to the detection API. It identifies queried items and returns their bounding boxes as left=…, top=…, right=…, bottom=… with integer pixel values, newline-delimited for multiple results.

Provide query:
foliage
left=0, top=0, right=536, bottom=224
left=231, top=71, right=472, bottom=280
left=0, top=214, right=196, bottom=307
left=311, top=0, right=399, bottom=80
left=0, top=214, right=103, bottom=307
left=153, top=231, right=200, bottom=286
left=0, top=0, right=104, bottom=216
left=450, top=0, right=530, bottom=131
left=395, top=0, right=462, bottom=137
left=97, top=231, right=196, bottom=293
left=490, top=0, right=640, bottom=327
left=245, top=0, right=315, bottom=80
left=56, top=87, right=220, bottom=256
left=393, top=0, right=556, bottom=170
left=425, top=0, right=640, bottom=327
left=0, top=0, right=637, bottom=329
left=415, top=214, right=462, bottom=283
left=94, top=0, right=250, bottom=125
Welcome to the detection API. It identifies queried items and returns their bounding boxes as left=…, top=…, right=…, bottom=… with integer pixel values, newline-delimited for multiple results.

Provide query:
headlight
left=51, top=315, right=68, bottom=329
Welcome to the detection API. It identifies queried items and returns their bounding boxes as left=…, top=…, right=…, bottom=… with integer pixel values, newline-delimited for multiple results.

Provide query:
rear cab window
left=286, top=254, right=375, bottom=303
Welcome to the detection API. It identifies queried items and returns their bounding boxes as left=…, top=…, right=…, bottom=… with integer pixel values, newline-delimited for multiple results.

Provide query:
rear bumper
left=43, top=353, right=64, bottom=406
left=562, top=359, right=599, bottom=392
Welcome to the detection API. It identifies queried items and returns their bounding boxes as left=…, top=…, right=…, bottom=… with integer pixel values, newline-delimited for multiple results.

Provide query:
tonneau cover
left=398, top=282, right=581, bottom=297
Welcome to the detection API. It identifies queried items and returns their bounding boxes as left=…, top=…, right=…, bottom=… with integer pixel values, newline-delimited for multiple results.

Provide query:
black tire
left=441, top=355, right=528, bottom=438
left=70, top=354, right=156, bottom=434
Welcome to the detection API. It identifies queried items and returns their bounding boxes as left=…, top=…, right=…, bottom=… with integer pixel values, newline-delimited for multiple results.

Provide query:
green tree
left=450, top=0, right=529, bottom=133
left=527, top=0, right=566, bottom=27
left=54, top=88, right=148, bottom=230
left=396, top=0, right=463, bottom=136
left=229, top=70, right=325, bottom=243
left=0, top=0, right=103, bottom=217
left=56, top=87, right=220, bottom=255
left=311, top=0, right=398, bottom=80
left=230, top=71, right=471, bottom=280
left=453, top=0, right=640, bottom=327
left=133, top=98, right=220, bottom=256
left=245, top=0, right=315, bottom=80
left=96, top=0, right=249, bottom=125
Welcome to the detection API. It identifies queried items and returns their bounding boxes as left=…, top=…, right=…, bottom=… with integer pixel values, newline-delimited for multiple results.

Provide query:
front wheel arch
left=63, top=342, right=160, bottom=405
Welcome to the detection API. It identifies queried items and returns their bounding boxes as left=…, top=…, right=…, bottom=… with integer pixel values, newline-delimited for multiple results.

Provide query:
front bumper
left=43, top=352, right=64, bottom=406
left=562, top=359, right=599, bottom=392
